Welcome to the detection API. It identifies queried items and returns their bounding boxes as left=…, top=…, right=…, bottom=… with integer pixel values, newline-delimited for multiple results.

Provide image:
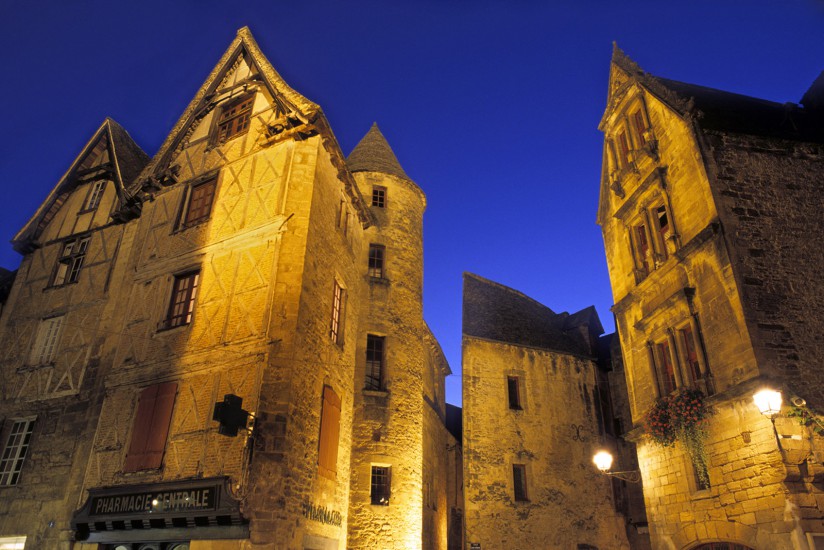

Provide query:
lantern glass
left=753, top=389, right=782, bottom=417
left=593, top=450, right=614, bottom=472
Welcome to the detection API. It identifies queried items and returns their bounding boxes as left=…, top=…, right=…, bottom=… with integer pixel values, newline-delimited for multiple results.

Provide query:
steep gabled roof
left=12, top=118, right=149, bottom=252
left=608, top=43, right=824, bottom=142
left=462, top=272, right=601, bottom=357
left=346, top=123, right=410, bottom=180
left=133, top=26, right=322, bottom=190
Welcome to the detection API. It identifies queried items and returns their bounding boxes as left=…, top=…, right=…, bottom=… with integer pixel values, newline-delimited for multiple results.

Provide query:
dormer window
left=215, top=95, right=254, bottom=144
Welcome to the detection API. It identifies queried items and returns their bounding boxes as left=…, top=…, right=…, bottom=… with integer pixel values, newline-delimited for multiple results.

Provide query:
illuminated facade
left=598, top=46, right=824, bottom=549
left=460, top=273, right=645, bottom=549
left=0, top=27, right=453, bottom=550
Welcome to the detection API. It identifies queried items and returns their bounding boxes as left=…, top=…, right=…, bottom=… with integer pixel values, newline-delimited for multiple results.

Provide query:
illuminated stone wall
left=598, top=48, right=824, bottom=549
left=461, top=274, right=631, bottom=549
left=0, top=123, right=145, bottom=547
left=347, top=165, right=451, bottom=550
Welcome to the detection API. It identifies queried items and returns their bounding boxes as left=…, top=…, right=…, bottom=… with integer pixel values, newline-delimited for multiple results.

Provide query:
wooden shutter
left=124, top=382, right=177, bottom=472
left=317, top=385, right=341, bottom=479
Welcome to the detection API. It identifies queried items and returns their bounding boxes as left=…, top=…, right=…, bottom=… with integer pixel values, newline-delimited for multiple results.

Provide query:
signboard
left=90, top=485, right=216, bottom=515
left=470, top=544, right=481, bottom=550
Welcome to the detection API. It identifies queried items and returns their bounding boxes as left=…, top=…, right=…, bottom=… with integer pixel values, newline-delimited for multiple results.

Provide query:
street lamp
left=592, top=450, right=641, bottom=483
left=753, top=389, right=782, bottom=418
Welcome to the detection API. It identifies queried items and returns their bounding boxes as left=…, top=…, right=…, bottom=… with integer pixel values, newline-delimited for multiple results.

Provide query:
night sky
left=2, top=1, right=824, bottom=405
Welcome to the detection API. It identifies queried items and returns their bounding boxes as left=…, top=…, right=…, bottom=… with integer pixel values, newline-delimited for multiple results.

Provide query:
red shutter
left=123, top=382, right=177, bottom=472
left=318, top=385, right=341, bottom=479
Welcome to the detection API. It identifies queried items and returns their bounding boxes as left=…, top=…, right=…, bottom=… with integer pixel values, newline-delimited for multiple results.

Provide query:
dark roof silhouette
left=445, top=404, right=462, bottom=443
left=462, top=272, right=602, bottom=357
left=0, top=268, right=16, bottom=304
left=346, top=123, right=410, bottom=180
left=612, top=43, right=824, bottom=143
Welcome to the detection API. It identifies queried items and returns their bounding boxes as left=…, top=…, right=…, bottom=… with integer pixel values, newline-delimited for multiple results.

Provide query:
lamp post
left=592, top=450, right=641, bottom=483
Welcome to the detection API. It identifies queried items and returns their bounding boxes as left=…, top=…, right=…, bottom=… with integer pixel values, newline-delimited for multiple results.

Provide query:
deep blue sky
left=2, top=1, right=824, bottom=405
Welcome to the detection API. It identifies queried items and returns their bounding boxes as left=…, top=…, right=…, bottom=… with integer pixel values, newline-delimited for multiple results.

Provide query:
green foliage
left=787, top=405, right=824, bottom=436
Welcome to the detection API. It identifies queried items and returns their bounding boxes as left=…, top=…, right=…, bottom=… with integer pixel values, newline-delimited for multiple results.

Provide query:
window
left=616, top=130, right=631, bottom=167
left=52, top=237, right=90, bottom=286
left=655, top=204, right=672, bottom=259
left=83, top=180, right=106, bottom=212
left=507, top=376, right=522, bottom=410
left=123, top=382, right=177, bottom=472
left=215, top=95, right=254, bottom=144
left=371, top=465, right=391, bottom=505
left=679, top=325, right=702, bottom=385
left=631, top=223, right=651, bottom=277
left=0, top=419, right=34, bottom=486
left=365, top=335, right=385, bottom=391
left=318, top=386, right=341, bottom=479
left=512, top=464, right=529, bottom=502
left=330, top=281, right=346, bottom=344
left=29, top=316, right=65, bottom=365
left=337, top=201, right=350, bottom=235
left=654, top=340, right=677, bottom=395
left=181, top=177, right=217, bottom=228
left=632, top=110, right=648, bottom=146
left=368, top=244, right=385, bottom=278
left=372, top=186, right=386, bottom=208
left=161, top=271, right=200, bottom=330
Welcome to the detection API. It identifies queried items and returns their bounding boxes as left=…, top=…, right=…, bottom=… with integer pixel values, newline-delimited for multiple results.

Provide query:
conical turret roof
left=346, top=123, right=409, bottom=180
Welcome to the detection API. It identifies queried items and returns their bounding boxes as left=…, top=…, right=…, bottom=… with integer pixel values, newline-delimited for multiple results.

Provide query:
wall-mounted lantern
left=753, top=388, right=783, bottom=418
left=592, top=449, right=641, bottom=483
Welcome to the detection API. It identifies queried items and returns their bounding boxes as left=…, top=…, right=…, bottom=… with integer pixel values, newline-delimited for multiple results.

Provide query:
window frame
left=370, top=465, right=392, bottom=506
left=512, top=464, right=529, bottom=502
left=368, top=244, right=386, bottom=279
left=653, top=339, right=678, bottom=396
left=365, top=334, right=385, bottom=391
left=179, top=175, right=218, bottom=230
left=330, top=280, right=346, bottom=345
left=52, top=236, right=91, bottom=286
left=212, top=94, right=254, bottom=145
left=507, top=376, right=522, bottom=411
left=372, top=186, right=386, bottom=208
left=29, top=315, right=65, bottom=366
left=0, top=418, right=35, bottom=486
left=80, top=179, right=107, bottom=213
left=160, top=271, right=200, bottom=331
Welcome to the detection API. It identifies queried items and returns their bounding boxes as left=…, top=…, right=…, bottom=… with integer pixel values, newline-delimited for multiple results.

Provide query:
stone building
left=0, top=27, right=452, bottom=550
left=460, top=273, right=642, bottom=549
left=598, top=45, right=824, bottom=549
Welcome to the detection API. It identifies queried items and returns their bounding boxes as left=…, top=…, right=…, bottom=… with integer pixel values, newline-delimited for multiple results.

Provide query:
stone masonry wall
left=462, top=336, right=630, bottom=550
left=705, top=131, right=824, bottom=410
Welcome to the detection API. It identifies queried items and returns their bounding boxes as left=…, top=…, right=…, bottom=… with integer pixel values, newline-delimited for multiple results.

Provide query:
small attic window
left=81, top=180, right=106, bottom=212
left=214, top=95, right=254, bottom=144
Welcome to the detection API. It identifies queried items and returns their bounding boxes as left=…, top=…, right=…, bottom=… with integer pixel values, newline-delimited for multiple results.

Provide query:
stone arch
left=690, top=544, right=755, bottom=550
left=671, top=518, right=758, bottom=550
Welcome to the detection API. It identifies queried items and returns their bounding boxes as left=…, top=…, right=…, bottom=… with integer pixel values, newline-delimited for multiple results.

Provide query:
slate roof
left=611, top=44, right=824, bottom=143
left=462, top=272, right=602, bottom=357
left=346, top=123, right=410, bottom=180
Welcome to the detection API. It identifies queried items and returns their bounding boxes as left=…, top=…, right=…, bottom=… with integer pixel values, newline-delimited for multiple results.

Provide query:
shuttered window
left=123, top=382, right=178, bottom=472
left=655, top=341, right=677, bottom=395
left=317, top=385, right=341, bottom=479
left=29, top=316, right=65, bottom=365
